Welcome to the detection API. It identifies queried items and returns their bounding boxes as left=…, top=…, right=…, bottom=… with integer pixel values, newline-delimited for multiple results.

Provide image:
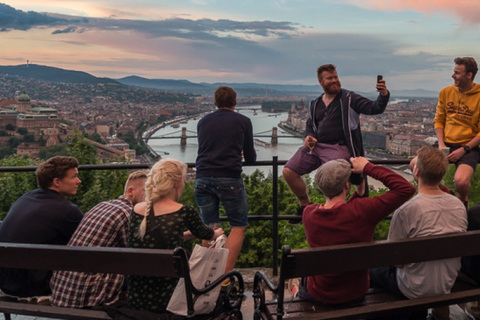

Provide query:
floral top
left=127, top=205, right=213, bottom=313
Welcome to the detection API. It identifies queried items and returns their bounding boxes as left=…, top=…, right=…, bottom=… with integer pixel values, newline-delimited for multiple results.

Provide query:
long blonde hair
left=137, top=158, right=187, bottom=239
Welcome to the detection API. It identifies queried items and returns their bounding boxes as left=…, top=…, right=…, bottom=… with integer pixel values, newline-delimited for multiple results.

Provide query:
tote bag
left=167, top=235, right=228, bottom=316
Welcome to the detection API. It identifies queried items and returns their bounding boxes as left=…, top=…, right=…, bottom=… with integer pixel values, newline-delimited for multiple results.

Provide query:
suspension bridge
left=146, top=127, right=300, bottom=146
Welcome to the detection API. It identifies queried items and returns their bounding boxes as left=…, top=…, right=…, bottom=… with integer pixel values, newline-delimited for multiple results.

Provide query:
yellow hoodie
left=434, top=83, right=480, bottom=145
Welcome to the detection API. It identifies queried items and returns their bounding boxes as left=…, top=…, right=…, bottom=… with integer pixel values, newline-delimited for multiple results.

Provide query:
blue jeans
left=194, top=177, right=248, bottom=227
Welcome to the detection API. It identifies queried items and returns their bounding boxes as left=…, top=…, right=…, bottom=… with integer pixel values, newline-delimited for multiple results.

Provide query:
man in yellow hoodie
left=435, top=57, right=480, bottom=208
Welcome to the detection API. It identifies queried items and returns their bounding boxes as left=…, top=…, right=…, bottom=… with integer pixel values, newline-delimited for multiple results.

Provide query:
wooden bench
left=0, top=243, right=244, bottom=320
left=253, top=230, right=480, bottom=320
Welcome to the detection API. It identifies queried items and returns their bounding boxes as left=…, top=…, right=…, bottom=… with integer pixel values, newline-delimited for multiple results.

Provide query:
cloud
left=0, top=3, right=67, bottom=31
left=52, top=26, right=81, bottom=34
left=348, top=0, right=480, bottom=26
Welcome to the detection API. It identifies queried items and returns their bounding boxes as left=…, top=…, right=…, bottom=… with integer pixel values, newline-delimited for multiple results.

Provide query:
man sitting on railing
left=298, top=157, right=415, bottom=305
left=0, top=156, right=83, bottom=298
left=370, top=146, right=468, bottom=319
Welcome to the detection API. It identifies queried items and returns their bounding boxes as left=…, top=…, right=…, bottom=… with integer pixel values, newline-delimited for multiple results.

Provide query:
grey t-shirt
left=389, top=192, right=467, bottom=299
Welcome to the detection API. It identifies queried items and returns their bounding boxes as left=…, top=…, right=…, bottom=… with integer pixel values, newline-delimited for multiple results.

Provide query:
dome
left=17, top=93, right=30, bottom=102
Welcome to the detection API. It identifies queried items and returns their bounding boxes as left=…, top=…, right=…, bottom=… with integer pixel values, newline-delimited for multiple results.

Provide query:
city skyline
left=1, top=1, right=479, bottom=92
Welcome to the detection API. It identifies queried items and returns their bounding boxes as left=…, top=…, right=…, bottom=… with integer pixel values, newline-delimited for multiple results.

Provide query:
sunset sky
left=1, top=0, right=480, bottom=92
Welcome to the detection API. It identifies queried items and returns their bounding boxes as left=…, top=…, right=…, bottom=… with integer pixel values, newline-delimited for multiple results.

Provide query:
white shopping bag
left=167, top=235, right=228, bottom=316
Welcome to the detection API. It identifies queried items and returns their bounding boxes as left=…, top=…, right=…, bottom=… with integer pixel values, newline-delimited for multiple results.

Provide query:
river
left=147, top=105, right=415, bottom=190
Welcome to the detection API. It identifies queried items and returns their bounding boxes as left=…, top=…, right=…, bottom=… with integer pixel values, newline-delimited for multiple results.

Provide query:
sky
left=1, top=0, right=480, bottom=92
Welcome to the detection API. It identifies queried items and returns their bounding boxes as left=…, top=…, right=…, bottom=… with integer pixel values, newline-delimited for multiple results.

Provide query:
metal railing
left=0, top=156, right=411, bottom=275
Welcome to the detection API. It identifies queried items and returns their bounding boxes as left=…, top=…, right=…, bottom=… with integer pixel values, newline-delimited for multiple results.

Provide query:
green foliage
left=5, top=124, right=14, bottom=131
left=0, top=146, right=15, bottom=160
left=38, top=144, right=69, bottom=160
left=0, top=155, right=38, bottom=219
left=23, top=134, right=35, bottom=142
left=16, top=127, right=27, bottom=135
left=8, top=137, right=19, bottom=148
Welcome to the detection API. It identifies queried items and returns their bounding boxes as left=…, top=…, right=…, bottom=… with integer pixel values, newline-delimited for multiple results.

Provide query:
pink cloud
left=355, top=0, right=480, bottom=25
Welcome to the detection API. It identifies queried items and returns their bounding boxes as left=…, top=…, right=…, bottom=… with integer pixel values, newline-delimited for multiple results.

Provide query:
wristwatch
left=463, top=145, right=471, bottom=152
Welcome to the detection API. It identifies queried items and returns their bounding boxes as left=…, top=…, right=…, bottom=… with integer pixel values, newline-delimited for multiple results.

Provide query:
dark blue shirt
left=196, top=109, right=256, bottom=178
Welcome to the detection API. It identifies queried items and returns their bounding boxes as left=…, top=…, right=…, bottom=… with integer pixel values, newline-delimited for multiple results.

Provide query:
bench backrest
left=280, top=230, right=480, bottom=280
left=0, top=242, right=179, bottom=277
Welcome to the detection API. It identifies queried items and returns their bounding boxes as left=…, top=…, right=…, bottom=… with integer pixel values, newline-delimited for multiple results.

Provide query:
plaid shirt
left=50, top=196, right=132, bottom=308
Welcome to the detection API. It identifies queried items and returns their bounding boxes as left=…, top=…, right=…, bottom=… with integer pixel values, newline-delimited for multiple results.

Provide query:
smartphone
left=377, top=75, right=383, bottom=83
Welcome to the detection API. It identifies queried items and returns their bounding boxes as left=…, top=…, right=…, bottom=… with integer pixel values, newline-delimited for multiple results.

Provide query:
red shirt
left=303, top=163, right=415, bottom=304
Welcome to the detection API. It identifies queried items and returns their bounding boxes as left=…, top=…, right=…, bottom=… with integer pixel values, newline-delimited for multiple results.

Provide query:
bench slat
left=0, top=301, right=111, bottom=320
left=286, top=230, right=480, bottom=278
left=0, top=243, right=177, bottom=277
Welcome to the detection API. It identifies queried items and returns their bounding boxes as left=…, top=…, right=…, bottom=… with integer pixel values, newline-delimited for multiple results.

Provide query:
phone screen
left=377, top=75, right=383, bottom=83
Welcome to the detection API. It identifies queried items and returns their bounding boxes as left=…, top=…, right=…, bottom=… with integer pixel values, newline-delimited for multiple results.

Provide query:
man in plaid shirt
left=50, top=170, right=147, bottom=308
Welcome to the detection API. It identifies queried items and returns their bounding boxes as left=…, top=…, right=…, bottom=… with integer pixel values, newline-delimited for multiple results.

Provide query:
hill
left=0, top=64, right=439, bottom=98
left=117, top=76, right=209, bottom=93
left=0, top=64, right=120, bottom=85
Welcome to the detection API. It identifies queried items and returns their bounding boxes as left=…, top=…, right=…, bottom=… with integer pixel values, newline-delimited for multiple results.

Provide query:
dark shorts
left=285, top=143, right=352, bottom=176
left=446, top=143, right=480, bottom=170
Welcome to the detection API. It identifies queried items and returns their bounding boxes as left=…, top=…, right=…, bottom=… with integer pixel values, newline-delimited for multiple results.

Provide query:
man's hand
left=446, top=147, right=465, bottom=163
left=350, top=157, right=369, bottom=174
left=304, top=135, right=317, bottom=148
left=376, top=79, right=389, bottom=96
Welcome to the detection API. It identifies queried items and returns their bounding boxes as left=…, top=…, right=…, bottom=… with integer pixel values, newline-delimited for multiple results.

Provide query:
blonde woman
left=127, top=158, right=224, bottom=314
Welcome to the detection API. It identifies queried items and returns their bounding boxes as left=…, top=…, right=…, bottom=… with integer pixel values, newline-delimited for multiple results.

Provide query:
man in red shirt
left=299, top=157, right=415, bottom=305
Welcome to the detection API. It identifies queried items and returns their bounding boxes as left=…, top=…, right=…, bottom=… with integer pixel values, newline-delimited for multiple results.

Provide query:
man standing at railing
left=0, top=156, right=83, bottom=298
left=195, top=86, right=256, bottom=275
left=370, top=146, right=467, bottom=319
left=283, top=64, right=390, bottom=224
left=50, top=170, right=148, bottom=308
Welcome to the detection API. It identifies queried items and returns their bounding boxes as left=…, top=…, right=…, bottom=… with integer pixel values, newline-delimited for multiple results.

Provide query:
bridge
left=147, top=127, right=300, bottom=146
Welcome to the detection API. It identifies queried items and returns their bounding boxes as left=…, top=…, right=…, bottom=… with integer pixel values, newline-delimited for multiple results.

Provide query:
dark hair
left=214, top=86, right=237, bottom=109
left=317, top=64, right=337, bottom=82
left=36, top=156, right=79, bottom=189
left=454, top=57, right=478, bottom=80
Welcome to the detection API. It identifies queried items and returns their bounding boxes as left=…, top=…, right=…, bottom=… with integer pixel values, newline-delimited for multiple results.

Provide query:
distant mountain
left=0, top=64, right=120, bottom=85
left=0, top=64, right=439, bottom=98
left=117, top=76, right=210, bottom=93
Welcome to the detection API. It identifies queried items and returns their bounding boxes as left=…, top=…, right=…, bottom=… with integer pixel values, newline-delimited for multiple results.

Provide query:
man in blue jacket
left=195, top=86, right=256, bottom=274
left=283, top=64, right=390, bottom=223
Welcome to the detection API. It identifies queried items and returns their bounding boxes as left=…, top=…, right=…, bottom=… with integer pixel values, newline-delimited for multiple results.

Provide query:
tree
left=5, top=124, right=14, bottom=131
left=38, top=144, right=68, bottom=159
left=0, top=155, right=38, bottom=219
left=16, top=127, right=28, bottom=135
left=8, top=137, right=19, bottom=148
left=23, top=134, right=35, bottom=142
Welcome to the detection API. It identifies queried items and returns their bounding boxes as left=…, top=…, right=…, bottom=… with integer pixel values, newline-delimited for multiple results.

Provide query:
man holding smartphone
left=283, top=64, right=390, bottom=223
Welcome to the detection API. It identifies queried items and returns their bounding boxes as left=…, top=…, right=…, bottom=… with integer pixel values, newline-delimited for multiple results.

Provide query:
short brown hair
left=454, top=57, right=478, bottom=80
left=415, top=146, right=448, bottom=185
left=214, top=86, right=236, bottom=109
left=317, top=64, right=337, bottom=82
left=36, top=156, right=79, bottom=189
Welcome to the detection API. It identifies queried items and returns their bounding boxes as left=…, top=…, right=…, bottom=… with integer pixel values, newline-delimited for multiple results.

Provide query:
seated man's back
left=0, top=156, right=83, bottom=297
left=50, top=170, right=147, bottom=308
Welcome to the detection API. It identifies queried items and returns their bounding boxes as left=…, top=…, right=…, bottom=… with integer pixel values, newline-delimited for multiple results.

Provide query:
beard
left=323, top=81, right=341, bottom=95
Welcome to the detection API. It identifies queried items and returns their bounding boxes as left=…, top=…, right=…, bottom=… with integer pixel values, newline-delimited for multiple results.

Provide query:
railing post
left=272, top=156, right=278, bottom=276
